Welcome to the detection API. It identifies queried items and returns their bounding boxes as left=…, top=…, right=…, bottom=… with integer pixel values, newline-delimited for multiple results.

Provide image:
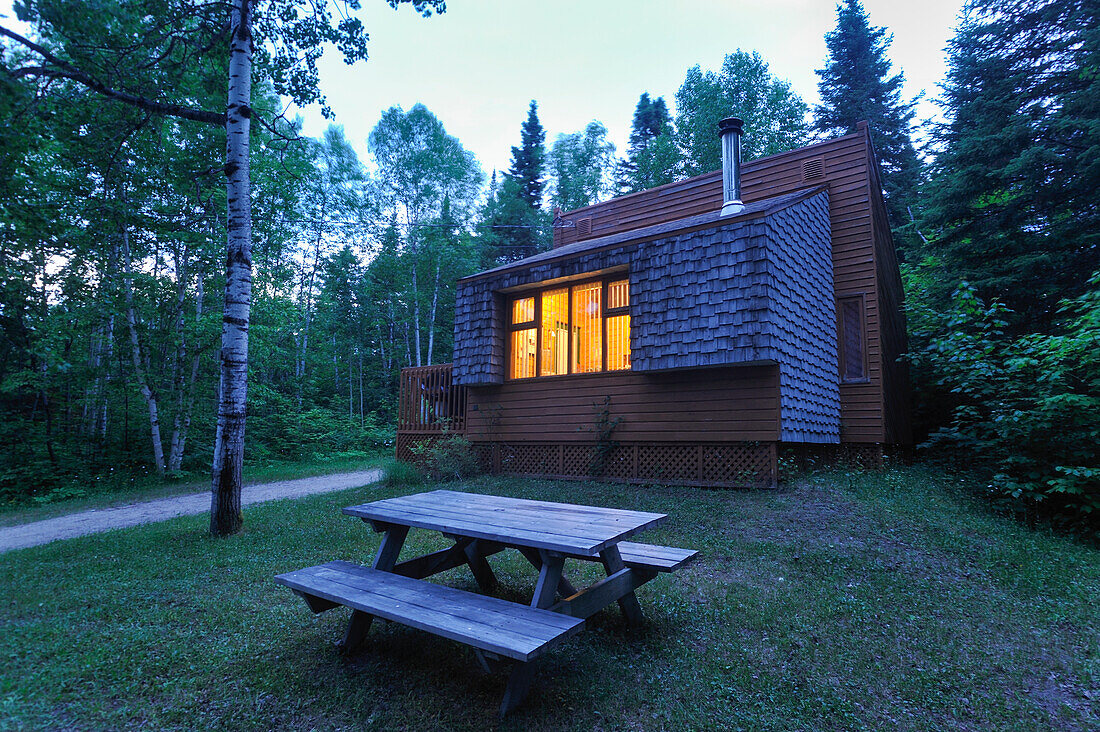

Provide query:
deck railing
left=398, top=363, right=467, bottom=434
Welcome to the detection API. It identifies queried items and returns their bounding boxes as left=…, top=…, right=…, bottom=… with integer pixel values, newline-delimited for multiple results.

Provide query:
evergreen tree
left=920, top=0, right=1099, bottom=329
left=675, top=50, right=810, bottom=175
left=815, top=0, right=922, bottom=253
left=507, top=100, right=545, bottom=209
left=617, top=93, right=679, bottom=193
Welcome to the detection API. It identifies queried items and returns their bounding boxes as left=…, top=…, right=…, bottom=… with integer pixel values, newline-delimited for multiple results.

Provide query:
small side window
left=839, top=296, right=866, bottom=382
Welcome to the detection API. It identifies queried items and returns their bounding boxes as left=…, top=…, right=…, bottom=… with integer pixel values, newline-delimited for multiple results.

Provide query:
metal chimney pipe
left=718, top=116, right=744, bottom=217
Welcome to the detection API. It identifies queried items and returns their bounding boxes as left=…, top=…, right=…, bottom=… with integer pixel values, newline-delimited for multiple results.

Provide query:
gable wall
left=554, top=130, right=898, bottom=443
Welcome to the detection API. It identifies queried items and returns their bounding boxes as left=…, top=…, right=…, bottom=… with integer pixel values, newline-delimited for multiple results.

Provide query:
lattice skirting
left=396, top=434, right=776, bottom=487
left=489, top=441, right=776, bottom=488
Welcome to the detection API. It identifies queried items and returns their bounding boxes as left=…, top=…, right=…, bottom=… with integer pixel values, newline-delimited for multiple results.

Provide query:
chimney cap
left=718, top=117, right=744, bottom=134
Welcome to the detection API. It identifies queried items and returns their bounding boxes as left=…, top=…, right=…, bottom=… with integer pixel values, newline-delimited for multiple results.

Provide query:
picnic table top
left=342, top=489, right=667, bottom=556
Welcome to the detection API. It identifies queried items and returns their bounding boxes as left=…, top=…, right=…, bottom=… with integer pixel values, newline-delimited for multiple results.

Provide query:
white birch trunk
left=168, top=270, right=203, bottom=473
left=210, top=0, right=253, bottom=536
left=426, top=256, right=441, bottom=365
left=122, top=222, right=166, bottom=475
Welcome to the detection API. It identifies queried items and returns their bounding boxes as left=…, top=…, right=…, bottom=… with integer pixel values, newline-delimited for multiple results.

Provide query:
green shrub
left=906, top=268, right=1100, bottom=530
left=410, top=433, right=480, bottom=482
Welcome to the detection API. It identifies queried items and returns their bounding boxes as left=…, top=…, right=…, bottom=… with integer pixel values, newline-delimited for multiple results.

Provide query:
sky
left=1, top=0, right=966, bottom=177
left=293, top=0, right=967, bottom=177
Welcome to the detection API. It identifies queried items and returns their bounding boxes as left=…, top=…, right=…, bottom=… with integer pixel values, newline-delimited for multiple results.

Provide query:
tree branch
left=0, top=24, right=227, bottom=126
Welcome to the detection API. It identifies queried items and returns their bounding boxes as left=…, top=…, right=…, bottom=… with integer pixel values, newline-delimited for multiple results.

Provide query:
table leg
left=517, top=545, right=578, bottom=598
left=497, top=550, right=565, bottom=717
left=600, top=545, right=644, bottom=628
left=338, top=523, right=409, bottom=654
left=463, top=539, right=498, bottom=592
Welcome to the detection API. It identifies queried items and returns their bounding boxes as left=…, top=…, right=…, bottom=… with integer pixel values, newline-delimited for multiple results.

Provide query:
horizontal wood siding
left=465, top=365, right=780, bottom=443
left=553, top=130, right=893, bottom=443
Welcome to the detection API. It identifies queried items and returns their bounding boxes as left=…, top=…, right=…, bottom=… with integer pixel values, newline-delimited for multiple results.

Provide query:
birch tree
left=1, top=0, right=445, bottom=535
left=368, top=104, right=482, bottom=366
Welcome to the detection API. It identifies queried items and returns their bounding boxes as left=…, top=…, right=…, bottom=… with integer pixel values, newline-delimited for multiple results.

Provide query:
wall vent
left=576, top=217, right=592, bottom=238
left=802, top=157, right=825, bottom=181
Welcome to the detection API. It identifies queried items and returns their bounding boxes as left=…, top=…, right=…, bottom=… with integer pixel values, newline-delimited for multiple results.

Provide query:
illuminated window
left=541, top=287, right=569, bottom=376
left=572, top=282, right=602, bottom=373
left=509, top=297, right=536, bottom=379
left=507, top=276, right=631, bottom=379
left=605, top=279, right=630, bottom=370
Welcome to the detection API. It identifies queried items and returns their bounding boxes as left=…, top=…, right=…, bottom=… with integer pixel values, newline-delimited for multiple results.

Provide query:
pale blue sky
left=295, top=0, right=966, bottom=176
left=1, top=0, right=965, bottom=177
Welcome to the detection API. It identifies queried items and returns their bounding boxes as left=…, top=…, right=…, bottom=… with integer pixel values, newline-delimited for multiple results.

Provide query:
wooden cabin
left=397, top=120, right=910, bottom=486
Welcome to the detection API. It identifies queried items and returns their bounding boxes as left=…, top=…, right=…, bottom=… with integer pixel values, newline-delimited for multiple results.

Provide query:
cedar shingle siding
left=452, top=188, right=840, bottom=443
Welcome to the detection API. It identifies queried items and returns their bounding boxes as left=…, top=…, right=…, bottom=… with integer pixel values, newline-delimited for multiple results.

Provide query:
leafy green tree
left=815, top=0, right=923, bottom=254
left=548, top=121, right=616, bottom=211
left=369, top=103, right=483, bottom=366
left=617, top=93, right=679, bottom=193
left=675, top=50, right=810, bottom=175
left=2, top=0, right=445, bottom=534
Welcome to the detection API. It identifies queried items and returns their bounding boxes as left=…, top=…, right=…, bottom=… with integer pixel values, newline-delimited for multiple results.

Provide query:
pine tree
left=920, top=0, right=1099, bottom=329
left=507, top=100, right=546, bottom=209
left=815, top=0, right=922, bottom=252
left=618, top=93, right=679, bottom=193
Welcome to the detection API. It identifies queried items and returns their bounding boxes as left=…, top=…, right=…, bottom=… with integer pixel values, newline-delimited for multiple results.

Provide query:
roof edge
left=462, top=186, right=828, bottom=284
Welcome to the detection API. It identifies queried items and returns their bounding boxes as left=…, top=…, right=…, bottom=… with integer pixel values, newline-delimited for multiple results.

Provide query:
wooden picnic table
left=275, top=489, right=696, bottom=715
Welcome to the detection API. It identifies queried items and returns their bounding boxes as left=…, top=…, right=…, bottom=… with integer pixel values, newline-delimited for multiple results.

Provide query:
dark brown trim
left=506, top=275, right=630, bottom=382
left=838, top=293, right=869, bottom=384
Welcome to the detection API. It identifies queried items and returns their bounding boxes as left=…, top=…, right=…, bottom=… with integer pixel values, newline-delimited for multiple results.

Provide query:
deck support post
left=338, top=523, right=409, bottom=654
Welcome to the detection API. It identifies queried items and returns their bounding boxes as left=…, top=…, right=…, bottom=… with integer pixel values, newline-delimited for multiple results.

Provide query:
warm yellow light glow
left=540, top=288, right=569, bottom=376
left=608, top=279, right=629, bottom=310
left=607, top=314, right=631, bottom=370
left=512, top=296, right=534, bottom=324
left=510, top=328, right=536, bottom=379
left=572, top=282, right=602, bottom=373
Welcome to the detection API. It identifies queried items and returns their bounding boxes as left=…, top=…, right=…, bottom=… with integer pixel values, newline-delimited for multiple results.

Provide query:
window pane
left=841, top=299, right=865, bottom=380
left=608, top=279, right=629, bottom=310
left=572, top=282, right=602, bottom=373
left=510, top=328, right=536, bottom=379
left=540, top=287, right=569, bottom=376
left=512, top=296, right=534, bottom=324
left=607, top=314, right=631, bottom=371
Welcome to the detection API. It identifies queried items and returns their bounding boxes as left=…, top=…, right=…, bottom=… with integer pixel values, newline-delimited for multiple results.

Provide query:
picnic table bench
left=275, top=489, right=697, bottom=715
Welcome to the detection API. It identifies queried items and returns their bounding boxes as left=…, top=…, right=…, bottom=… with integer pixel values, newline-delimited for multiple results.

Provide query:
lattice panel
left=636, top=444, right=698, bottom=482
left=499, top=444, right=559, bottom=475
left=561, top=445, right=593, bottom=477
left=702, top=444, right=774, bottom=487
left=397, top=433, right=441, bottom=464
left=600, top=445, right=635, bottom=479
left=471, top=443, right=494, bottom=473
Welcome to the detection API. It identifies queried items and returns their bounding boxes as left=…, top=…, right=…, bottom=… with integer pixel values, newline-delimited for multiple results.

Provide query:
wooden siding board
left=465, top=366, right=780, bottom=443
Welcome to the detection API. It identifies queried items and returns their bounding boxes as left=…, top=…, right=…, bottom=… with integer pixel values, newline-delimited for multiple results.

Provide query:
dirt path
left=0, top=469, right=383, bottom=554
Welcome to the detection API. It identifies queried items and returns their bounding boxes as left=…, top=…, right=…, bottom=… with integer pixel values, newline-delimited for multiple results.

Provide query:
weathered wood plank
left=275, top=562, right=584, bottom=661
left=616, top=542, right=698, bottom=572
left=344, top=491, right=666, bottom=556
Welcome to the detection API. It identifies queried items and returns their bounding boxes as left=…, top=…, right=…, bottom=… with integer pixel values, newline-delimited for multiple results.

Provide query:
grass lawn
left=0, top=454, right=385, bottom=529
left=1, top=465, right=1097, bottom=730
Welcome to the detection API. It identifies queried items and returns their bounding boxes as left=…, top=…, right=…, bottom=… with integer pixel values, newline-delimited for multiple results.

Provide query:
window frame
left=506, top=275, right=631, bottom=381
left=837, top=293, right=869, bottom=384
